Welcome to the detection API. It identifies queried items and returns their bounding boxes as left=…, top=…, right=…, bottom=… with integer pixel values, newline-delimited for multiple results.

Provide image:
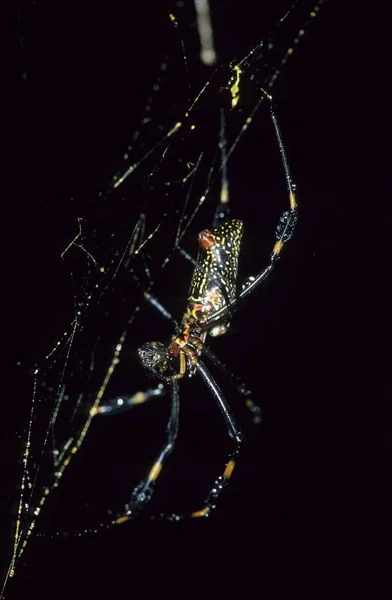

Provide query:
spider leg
left=183, top=360, right=242, bottom=519
left=143, top=290, right=177, bottom=326
left=230, top=105, right=299, bottom=301
left=113, top=380, right=180, bottom=524
left=93, top=386, right=167, bottom=416
left=202, top=103, right=298, bottom=331
left=146, top=360, right=242, bottom=522
left=240, top=198, right=298, bottom=301
left=201, top=345, right=262, bottom=424
left=196, top=360, right=242, bottom=443
left=212, top=108, right=231, bottom=227
left=204, top=201, right=297, bottom=334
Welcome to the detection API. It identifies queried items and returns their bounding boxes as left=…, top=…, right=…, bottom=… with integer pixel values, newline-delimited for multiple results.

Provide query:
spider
left=107, top=103, right=298, bottom=524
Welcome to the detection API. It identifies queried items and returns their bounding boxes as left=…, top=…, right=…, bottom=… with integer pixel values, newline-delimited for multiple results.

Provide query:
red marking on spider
left=168, top=343, right=181, bottom=356
left=198, top=230, right=216, bottom=250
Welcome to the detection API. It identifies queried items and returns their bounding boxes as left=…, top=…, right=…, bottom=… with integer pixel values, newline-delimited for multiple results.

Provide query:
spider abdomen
left=185, top=219, right=244, bottom=329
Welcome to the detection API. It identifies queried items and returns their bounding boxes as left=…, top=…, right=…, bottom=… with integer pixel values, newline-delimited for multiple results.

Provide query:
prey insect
left=114, top=104, right=297, bottom=523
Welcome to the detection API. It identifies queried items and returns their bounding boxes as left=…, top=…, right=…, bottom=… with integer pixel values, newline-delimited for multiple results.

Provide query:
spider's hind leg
left=189, top=361, right=242, bottom=518
left=188, top=447, right=240, bottom=519
left=161, top=360, right=242, bottom=521
left=202, top=345, right=262, bottom=425
left=113, top=380, right=180, bottom=524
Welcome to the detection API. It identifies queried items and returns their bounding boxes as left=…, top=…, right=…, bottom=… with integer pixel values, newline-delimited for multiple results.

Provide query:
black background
left=3, top=1, right=391, bottom=598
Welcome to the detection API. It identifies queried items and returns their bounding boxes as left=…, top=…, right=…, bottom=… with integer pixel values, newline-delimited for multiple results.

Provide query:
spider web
left=4, top=1, right=327, bottom=595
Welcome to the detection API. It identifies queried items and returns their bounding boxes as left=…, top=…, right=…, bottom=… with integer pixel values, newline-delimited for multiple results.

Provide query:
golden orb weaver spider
left=111, top=103, right=298, bottom=524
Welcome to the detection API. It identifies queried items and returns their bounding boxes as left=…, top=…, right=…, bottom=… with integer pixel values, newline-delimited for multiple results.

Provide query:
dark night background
left=3, top=1, right=391, bottom=598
